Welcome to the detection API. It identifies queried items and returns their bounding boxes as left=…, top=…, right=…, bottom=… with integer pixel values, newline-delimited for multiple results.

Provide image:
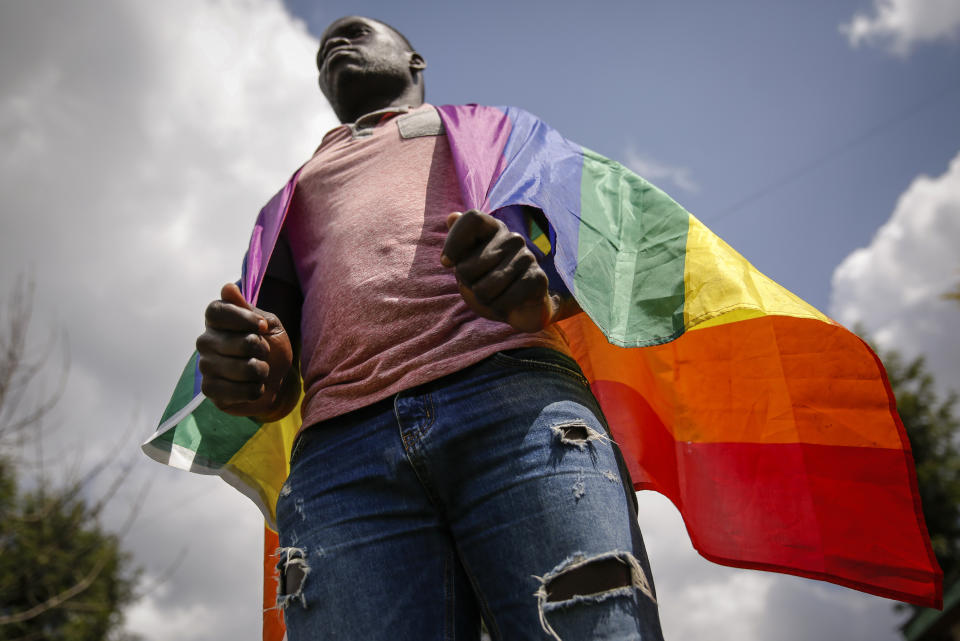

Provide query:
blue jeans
left=275, top=348, right=664, bottom=640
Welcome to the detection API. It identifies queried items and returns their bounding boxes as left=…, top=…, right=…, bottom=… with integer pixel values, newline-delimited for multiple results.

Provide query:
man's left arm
left=441, top=209, right=581, bottom=332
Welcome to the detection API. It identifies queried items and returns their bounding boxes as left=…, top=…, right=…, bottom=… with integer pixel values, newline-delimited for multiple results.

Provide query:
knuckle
left=243, top=333, right=262, bottom=353
left=516, top=248, right=536, bottom=267
left=204, top=301, right=221, bottom=321
left=458, top=210, right=480, bottom=228
left=246, top=358, right=267, bottom=380
left=527, top=270, right=549, bottom=294
left=467, top=209, right=499, bottom=231
left=524, top=264, right=546, bottom=282
left=501, top=232, right=525, bottom=253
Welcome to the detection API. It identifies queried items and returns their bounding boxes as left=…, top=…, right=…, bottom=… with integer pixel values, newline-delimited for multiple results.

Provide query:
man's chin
left=319, top=66, right=359, bottom=100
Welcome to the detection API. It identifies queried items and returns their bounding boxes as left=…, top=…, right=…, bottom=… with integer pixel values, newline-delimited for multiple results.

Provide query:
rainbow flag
left=439, top=104, right=940, bottom=606
left=143, top=104, right=942, bottom=629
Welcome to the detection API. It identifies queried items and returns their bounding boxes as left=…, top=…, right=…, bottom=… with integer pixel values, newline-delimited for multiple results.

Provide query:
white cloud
left=831, top=151, right=960, bottom=393
left=623, top=147, right=699, bottom=193
left=633, top=493, right=770, bottom=641
left=840, top=0, right=960, bottom=56
left=0, top=1, right=335, bottom=638
left=125, top=589, right=219, bottom=640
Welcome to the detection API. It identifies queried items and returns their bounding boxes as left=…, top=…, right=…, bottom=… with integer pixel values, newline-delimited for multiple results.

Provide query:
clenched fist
left=195, top=283, right=299, bottom=422
left=441, top=209, right=564, bottom=333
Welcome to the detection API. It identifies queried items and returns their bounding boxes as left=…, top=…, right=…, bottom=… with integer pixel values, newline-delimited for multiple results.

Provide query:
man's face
left=316, top=16, right=418, bottom=107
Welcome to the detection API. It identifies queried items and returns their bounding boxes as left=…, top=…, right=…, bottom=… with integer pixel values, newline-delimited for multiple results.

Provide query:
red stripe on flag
left=592, top=378, right=942, bottom=607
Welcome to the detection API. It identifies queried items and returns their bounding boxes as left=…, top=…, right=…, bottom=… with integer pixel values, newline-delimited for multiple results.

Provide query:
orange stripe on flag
left=263, top=526, right=285, bottom=641
left=560, top=314, right=904, bottom=448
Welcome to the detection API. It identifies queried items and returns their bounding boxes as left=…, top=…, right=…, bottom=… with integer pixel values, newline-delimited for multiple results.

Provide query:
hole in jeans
left=551, top=420, right=608, bottom=450
left=545, top=557, right=631, bottom=602
left=534, top=551, right=655, bottom=641
left=275, top=546, right=310, bottom=610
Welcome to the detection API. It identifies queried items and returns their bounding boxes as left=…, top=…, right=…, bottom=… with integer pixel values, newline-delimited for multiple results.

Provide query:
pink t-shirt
left=281, top=105, right=570, bottom=428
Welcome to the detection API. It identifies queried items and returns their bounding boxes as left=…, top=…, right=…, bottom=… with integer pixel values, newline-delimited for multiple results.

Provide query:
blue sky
left=1, top=1, right=958, bottom=639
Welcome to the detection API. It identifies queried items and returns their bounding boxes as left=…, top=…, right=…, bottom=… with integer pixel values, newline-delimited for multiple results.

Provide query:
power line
left=703, top=83, right=960, bottom=224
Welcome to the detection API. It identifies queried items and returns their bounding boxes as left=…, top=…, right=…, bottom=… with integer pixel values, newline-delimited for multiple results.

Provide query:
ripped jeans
left=275, top=348, right=665, bottom=640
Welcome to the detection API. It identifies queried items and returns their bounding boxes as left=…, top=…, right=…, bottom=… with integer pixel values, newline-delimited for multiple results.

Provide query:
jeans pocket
left=490, top=347, right=591, bottom=388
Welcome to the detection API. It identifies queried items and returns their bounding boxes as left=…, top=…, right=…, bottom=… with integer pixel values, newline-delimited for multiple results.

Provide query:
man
left=194, top=15, right=664, bottom=641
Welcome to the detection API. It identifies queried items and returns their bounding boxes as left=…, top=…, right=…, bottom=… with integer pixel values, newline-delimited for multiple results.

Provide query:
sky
left=0, top=0, right=958, bottom=639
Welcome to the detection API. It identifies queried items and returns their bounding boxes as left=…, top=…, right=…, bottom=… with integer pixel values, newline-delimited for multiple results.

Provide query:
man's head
left=317, top=16, right=426, bottom=123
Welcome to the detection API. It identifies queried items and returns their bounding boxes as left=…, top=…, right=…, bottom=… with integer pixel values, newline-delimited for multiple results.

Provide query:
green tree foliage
left=872, top=341, right=960, bottom=639
left=0, top=461, right=139, bottom=640
left=0, top=280, right=140, bottom=640
left=881, top=350, right=960, bottom=587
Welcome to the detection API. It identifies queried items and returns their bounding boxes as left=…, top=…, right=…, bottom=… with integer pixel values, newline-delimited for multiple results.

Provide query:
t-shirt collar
left=317, top=103, right=431, bottom=149
left=351, top=105, right=414, bottom=130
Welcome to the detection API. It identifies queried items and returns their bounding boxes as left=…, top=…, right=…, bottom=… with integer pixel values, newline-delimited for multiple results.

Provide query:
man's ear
left=409, top=51, right=426, bottom=71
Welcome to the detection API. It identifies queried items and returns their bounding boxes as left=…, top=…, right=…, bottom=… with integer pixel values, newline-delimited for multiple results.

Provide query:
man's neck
left=335, top=86, right=424, bottom=124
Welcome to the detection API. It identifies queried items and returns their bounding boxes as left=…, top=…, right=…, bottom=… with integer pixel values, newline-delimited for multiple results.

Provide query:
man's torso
left=277, top=105, right=569, bottom=427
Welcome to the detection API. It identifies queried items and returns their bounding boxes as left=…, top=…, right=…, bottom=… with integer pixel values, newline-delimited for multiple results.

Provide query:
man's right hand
left=195, top=282, right=298, bottom=422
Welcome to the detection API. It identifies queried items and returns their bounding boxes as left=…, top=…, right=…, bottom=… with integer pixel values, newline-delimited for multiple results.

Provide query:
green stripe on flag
left=158, top=352, right=201, bottom=426
left=149, top=351, right=263, bottom=471
left=168, top=399, right=262, bottom=469
left=575, top=148, right=688, bottom=347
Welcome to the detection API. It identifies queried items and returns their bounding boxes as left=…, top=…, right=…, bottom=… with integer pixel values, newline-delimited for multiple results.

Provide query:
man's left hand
left=441, top=209, right=558, bottom=332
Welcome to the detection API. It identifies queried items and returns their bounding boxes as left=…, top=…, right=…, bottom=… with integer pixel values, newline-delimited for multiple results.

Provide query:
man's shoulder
left=396, top=107, right=444, bottom=139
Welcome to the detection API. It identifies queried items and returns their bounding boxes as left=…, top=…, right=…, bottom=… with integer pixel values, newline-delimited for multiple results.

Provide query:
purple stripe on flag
left=436, top=105, right=513, bottom=210
left=241, top=168, right=303, bottom=306
left=192, top=351, right=203, bottom=396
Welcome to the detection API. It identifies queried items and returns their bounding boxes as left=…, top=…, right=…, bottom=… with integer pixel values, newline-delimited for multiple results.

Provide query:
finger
left=445, top=211, right=462, bottom=231
left=226, top=282, right=282, bottom=335
left=488, top=268, right=550, bottom=320
left=198, top=352, right=270, bottom=383
left=464, top=247, right=537, bottom=304
left=454, top=231, right=528, bottom=285
left=441, top=209, right=501, bottom=267
left=440, top=213, right=460, bottom=268
left=218, top=283, right=269, bottom=333
left=221, top=283, right=249, bottom=309
left=205, top=299, right=266, bottom=333
left=196, top=329, right=268, bottom=360
left=200, top=374, right=266, bottom=405
left=457, top=281, right=505, bottom=322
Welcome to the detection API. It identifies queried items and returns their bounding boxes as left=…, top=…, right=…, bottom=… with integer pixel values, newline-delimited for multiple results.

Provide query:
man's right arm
left=195, top=278, right=302, bottom=422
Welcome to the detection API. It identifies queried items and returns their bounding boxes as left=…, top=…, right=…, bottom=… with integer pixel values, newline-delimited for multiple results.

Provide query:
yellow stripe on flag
left=533, top=233, right=551, bottom=255
left=224, top=395, right=302, bottom=524
left=683, top=215, right=829, bottom=330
